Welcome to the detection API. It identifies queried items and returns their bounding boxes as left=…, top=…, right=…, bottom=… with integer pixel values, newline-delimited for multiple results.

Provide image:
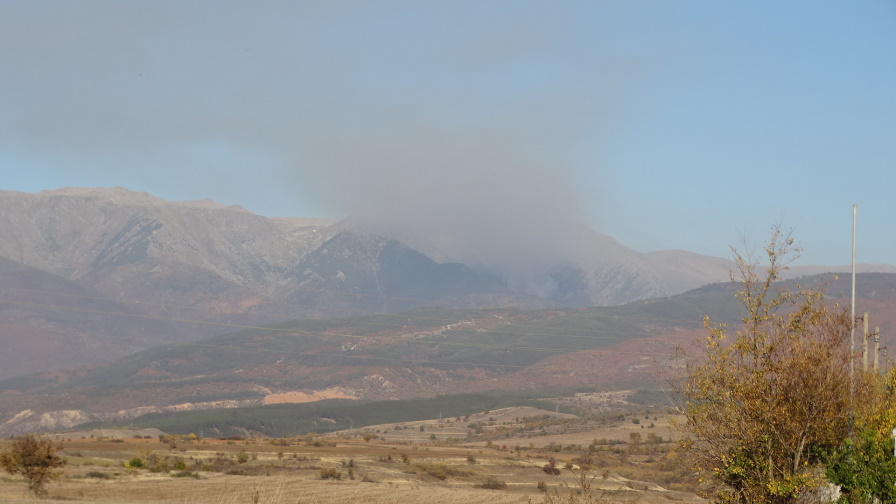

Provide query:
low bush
left=478, top=477, right=508, bottom=490
left=542, top=458, right=561, bottom=475
left=125, top=457, right=144, bottom=469
left=320, top=467, right=342, bottom=480
left=415, top=463, right=476, bottom=480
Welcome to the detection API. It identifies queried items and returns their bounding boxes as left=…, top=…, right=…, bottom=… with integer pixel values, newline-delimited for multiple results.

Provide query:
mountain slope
left=286, top=232, right=531, bottom=314
left=2, top=187, right=891, bottom=381
left=1, top=272, right=893, bottom=435
left=0, top=256, right=186, bottom=378
left=0, top=188, right=536, bottom=376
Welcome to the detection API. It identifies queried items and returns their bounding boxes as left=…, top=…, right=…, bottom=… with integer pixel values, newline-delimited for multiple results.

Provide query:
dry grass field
left=0, top=405, right=701, bottom=504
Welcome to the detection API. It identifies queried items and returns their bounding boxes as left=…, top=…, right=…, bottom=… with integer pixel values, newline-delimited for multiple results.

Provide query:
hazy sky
left=2, top=1, right=894, bottom=266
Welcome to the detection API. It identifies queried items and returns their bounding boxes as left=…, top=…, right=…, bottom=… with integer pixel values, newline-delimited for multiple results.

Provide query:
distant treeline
left=100, top=391, right=572, bottom=438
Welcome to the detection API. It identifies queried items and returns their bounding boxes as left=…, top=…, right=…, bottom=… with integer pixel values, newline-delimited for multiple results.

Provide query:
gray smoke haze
left=5, top=2, right=896, bottom=269
left=0, top=2, right=623, bottom=292
left=296, top=108, right=594, bottom=285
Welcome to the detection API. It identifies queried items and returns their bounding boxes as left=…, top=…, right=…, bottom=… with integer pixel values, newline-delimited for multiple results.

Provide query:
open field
left=0, top=405, right=701, bottom=504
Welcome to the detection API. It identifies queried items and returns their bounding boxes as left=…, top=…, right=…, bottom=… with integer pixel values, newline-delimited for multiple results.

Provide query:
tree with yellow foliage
left=679, top=227, right=854, bottom=504
left=0, top=433, right=67, bottom=497
left=825, top=367, right=896, bottom=503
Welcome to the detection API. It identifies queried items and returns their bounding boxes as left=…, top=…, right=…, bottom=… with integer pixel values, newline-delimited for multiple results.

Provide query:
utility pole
left=863, top=313, right=870, bottom=371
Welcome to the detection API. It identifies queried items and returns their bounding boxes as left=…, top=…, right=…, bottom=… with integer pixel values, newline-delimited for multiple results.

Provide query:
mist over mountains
left=0, top=187, right=891, bottom=380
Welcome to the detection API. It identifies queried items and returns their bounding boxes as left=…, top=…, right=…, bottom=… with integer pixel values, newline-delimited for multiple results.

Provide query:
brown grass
left=0, top=406, right=700, bottom=504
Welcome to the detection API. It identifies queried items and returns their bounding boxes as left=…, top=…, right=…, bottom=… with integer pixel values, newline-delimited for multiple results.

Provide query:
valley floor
left=0, top=408, right=702, bottom=504
left=0, top=464, right=698, bottom=504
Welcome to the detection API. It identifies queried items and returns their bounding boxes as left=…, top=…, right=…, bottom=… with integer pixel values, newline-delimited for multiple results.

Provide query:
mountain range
left=0, top=186, right=892, bottom=381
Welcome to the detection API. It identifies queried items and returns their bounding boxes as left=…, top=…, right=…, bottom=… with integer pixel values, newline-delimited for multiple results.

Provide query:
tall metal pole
left=850, top=204, right=857, bottom=436
left=851, top=204, right=857, bottom=380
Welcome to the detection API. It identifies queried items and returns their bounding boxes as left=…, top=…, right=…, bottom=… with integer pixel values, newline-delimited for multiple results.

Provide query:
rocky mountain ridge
left=0, top=187, right=733, bottom=309
left=0, top=187, right=891, bottom=380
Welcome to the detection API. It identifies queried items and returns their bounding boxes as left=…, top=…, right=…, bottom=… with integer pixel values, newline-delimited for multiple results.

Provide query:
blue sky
left=1, top=1, right=894, bottom=266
